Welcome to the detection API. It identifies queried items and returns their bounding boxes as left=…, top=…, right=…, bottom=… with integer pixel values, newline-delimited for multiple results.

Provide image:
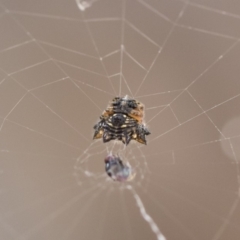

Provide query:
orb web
left=0, top=0, right=240, bottom=240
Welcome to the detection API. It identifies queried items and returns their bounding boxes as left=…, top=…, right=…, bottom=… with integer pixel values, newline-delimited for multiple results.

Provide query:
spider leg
left=136, top=134, right=147, bottom=145
left=143, top=127, right=150, bottom=136
left=135, top=124, right=150, bottom=145
left=103, top=131, right=114, bottom=143
left=122, top=132, right=132, bottom=145
left=93, top=120, right=104, bottom=139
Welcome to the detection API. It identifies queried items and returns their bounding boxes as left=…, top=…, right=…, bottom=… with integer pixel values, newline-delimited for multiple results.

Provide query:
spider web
left=0, top=0, right=240, bottom=239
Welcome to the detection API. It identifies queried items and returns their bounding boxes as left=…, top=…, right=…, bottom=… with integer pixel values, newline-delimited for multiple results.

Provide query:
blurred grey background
left=0, top=0, right=240, bottom=240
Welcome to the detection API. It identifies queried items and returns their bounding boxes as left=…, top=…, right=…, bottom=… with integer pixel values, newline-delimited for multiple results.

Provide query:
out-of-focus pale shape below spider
left=93, top=96, right=150, bottom=145
left=104, top=154, right=135, bottom=182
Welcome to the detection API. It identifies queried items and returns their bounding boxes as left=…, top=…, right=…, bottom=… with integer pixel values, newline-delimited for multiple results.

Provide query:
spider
left=104, top=153, right=135, bottom=182
left=102, top=96, right=145, bottom=123
left=93, top=96, right=150, bottom=145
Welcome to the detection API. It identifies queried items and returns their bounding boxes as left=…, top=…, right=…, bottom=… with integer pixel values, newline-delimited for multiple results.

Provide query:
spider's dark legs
left=122, top=132, right=132, bottom=145
left=136, top=124, right=150, bottom=145
left=103, top=131, right=114, bottom=143
left=93, top=121, right=104, bottom=139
